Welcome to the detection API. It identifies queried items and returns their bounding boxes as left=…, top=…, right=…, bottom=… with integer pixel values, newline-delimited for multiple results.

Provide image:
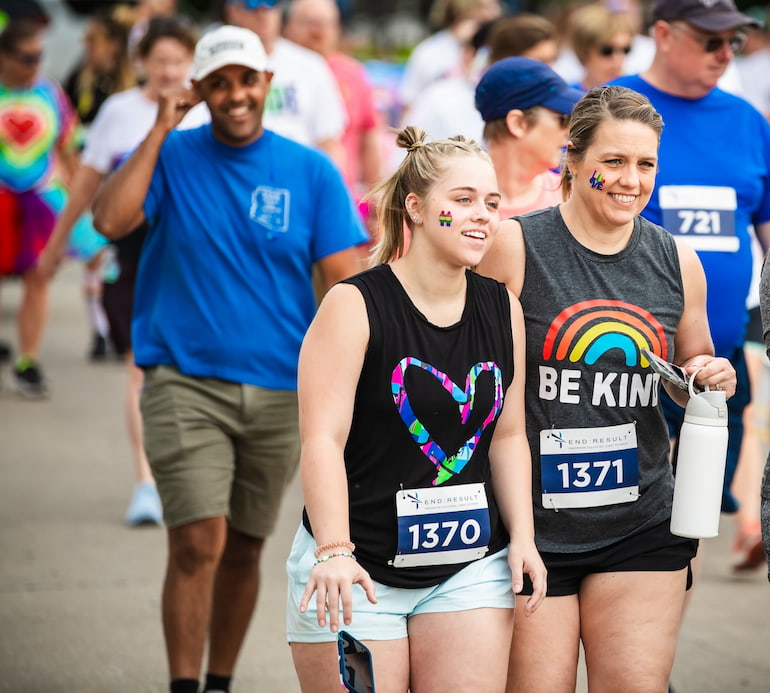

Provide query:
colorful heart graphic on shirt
left=391, top=357, right=504, bottom=485
left=0, top=108, right=44, bottom=148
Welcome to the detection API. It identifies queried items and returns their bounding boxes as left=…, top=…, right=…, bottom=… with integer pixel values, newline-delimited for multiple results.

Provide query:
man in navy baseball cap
left=474, top=56, right=582, bottom=219
left=651, top=0, right=759, bottom=33
left=475, top=56, right=583, bottom=123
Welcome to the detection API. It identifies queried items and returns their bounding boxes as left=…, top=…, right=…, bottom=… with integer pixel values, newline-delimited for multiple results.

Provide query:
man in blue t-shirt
left=614, top=0, right=770, bottom=523
left=93, top=25, right=367, bottom=693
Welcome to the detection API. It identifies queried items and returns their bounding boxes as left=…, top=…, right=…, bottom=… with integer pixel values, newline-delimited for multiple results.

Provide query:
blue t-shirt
left=136, top=126, right=367, bottom=390
left=613, top=75, right=770, bottom=356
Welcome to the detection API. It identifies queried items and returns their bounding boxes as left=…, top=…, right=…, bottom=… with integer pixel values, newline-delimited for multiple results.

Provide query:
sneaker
left=731, top=522, right=766, bottom=572
left=734, top=539, right=766, bottom=572
left=125, top=482, right=163, bottom=527
left=89, top=334, right=108, bottom=362
left=12, top=358, right=49, bottom=399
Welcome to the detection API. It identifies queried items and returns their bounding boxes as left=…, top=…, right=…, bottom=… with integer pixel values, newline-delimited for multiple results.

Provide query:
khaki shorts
left=141, top=365, right=300, bottom=536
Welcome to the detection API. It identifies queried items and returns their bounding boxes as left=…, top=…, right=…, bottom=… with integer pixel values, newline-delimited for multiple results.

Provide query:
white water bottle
left=670, top=376, right=729, bottom=539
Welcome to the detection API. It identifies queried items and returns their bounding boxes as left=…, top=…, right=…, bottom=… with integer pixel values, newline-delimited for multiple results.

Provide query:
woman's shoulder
left=638, top=214, right=679, bottom=249
left=337, top=264, right=397, bottom=301
left=516, top=204, right=561, bottom=226
left=467, top=267, right=511, bottom=307
left=468, top=266, right=504, bottom=288
left=340, top=263, right=388, bottom=284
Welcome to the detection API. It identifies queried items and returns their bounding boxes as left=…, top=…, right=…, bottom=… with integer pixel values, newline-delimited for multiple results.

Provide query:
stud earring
left=412, top=216, right=422, bottom=224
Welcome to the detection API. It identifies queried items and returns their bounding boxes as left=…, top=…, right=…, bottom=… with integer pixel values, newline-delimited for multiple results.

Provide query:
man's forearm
left=92, top=125, right=168, bottom=240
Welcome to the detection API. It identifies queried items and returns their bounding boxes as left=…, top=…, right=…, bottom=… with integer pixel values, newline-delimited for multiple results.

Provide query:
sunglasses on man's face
left=598, top=44, right=632, bottom=57
left=674, top=22, right=747, bottom=54
left=539, top=109, right=571, bottom=128
left=13, top=51, right=42, bottom=66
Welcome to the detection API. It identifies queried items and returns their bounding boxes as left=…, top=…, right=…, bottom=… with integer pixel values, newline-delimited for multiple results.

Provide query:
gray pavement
left=1, top=264, right=769, bottom=693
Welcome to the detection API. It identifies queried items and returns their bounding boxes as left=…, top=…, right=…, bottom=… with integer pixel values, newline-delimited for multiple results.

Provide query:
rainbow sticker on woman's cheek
left=590, top=170, right=605, bottom=190
left=439, top=210, right=453, bottom=227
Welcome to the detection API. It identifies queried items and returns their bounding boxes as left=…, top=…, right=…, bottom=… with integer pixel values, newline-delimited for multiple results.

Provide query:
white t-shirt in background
left=81, top=87, right=209, bottom=174
left=263, top=38, right=346, bottom=146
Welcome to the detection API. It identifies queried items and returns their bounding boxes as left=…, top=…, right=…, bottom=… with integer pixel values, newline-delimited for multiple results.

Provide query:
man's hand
left=156, top=87, right=202, bottom=134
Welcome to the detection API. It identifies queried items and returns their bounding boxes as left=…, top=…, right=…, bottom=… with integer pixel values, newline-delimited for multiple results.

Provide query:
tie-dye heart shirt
left=0, top=77, right=78, bottom=193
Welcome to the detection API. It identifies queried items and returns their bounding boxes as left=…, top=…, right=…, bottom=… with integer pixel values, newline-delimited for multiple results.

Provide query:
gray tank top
left=760, top=257, right=770, bottom=502
left=519, top=206, right=684, bottom=552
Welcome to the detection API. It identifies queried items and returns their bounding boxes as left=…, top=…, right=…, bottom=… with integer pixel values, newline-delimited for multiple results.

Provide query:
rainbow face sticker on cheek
left=439, top=210, right=453, bottom=227
left=590, top=170, right=605, bottom=190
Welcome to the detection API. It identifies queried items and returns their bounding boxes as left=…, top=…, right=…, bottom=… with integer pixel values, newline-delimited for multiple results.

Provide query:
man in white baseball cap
left=223, top=0, right=347, bottom=169
left=189, top=24, right=273, bottom=146
left=192, top=23, right=268, bottom=80
left=92, top=23, right=367, bottom=693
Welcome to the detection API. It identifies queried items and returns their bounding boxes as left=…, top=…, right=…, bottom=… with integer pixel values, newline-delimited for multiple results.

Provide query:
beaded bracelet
left=313, top=541, right=356, bottom=559
left=313, top=550, right=357, bottom=565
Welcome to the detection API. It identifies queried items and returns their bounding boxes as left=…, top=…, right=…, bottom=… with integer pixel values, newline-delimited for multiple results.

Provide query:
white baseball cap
left=193, top=25, right=268, bottom=81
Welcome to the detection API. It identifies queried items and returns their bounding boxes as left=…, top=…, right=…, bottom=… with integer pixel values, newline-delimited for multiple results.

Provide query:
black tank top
left=303, top=264, right=514, bottom=588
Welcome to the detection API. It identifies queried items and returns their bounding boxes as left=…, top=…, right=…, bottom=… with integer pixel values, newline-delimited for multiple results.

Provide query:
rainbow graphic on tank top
left=543, top=299, right=668, bottom=366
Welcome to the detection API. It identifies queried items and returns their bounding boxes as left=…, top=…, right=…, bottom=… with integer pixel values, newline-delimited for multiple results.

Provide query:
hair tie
left=407, top=141, right=425, bottom=152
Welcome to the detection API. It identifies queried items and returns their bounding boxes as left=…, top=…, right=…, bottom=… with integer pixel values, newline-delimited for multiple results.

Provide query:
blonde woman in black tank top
left=287, top=126, right=546, bottom=692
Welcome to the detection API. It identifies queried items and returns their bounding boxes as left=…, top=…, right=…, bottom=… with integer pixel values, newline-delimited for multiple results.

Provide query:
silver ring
left=715, top=383, right=723, bottom=391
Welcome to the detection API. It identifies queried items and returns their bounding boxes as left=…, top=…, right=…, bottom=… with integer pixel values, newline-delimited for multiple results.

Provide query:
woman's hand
left=682, top=355, right=737, bottom=399
left=36, top=240, right=65, bottom=281
left=299, top=555, right=377, bottom=632
left=509, top=539, right=547, bottom=616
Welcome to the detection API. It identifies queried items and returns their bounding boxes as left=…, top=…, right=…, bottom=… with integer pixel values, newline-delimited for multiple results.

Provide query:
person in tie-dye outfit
left=0, top=19, right=79, bottom=397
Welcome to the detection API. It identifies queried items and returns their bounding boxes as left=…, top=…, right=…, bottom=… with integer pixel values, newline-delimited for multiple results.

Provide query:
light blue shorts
left=286, top=525, right=515, bottom=643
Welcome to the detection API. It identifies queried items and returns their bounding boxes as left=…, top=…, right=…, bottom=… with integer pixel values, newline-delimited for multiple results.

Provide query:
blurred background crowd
left=10, top=0, right=770, bottom=131
left=4, top=0, right=770, bottom=194
left=6, top=0, right=769, bottom=245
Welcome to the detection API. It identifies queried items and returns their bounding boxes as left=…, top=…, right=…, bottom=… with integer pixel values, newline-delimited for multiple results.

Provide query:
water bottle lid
left=684, top=368, right=727, bottom=425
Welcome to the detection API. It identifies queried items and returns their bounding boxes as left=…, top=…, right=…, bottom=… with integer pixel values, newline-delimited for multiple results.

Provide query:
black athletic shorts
left=520, top=519, right=698, bottom=597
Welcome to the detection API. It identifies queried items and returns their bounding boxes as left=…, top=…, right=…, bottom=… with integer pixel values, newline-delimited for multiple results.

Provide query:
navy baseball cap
left=652, top=0, right=759, bottom=32
left=475, top=57, right=583, bottom=122
left=227, top=0, right=279, bottom=8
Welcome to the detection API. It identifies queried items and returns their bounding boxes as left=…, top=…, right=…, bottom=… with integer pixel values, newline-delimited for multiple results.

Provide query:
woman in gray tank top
left=477, top=86, right=737, bottom=693
left=758, top=258, right=770, bottom=582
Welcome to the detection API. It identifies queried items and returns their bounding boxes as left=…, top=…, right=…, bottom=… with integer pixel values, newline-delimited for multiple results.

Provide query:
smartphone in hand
left=338, top=630, right=375, bottom=693
left=641, top=349, right=692, bottom=392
